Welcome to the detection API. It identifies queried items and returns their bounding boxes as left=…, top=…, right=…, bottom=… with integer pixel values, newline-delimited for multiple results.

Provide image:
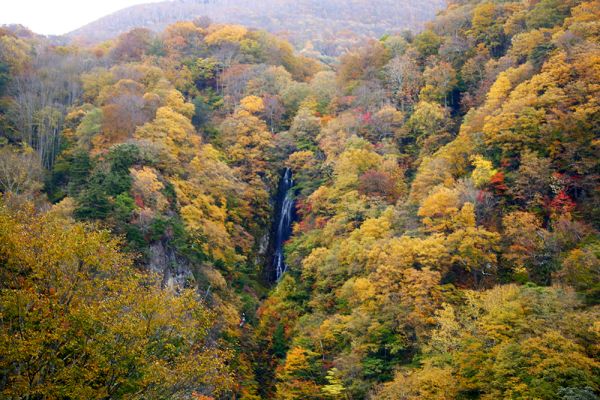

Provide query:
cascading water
left=272, top=168, right=295, bottom=281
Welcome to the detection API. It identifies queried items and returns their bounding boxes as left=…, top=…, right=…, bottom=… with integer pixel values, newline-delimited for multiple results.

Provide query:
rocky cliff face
left=147, top=241, right=194, bottom=288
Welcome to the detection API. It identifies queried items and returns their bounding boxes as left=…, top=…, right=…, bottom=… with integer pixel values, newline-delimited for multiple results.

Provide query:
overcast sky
left=1, top=0, right=165, bottom=35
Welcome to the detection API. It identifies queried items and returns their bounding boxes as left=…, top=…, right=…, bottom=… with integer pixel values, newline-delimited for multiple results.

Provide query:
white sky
left=1, top=0, right=165, bottom=35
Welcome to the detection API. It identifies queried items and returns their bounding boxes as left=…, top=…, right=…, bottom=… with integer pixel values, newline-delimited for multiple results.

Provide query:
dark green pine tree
left=67, top=150, right=92, bottom=197
left=75, top=172, right=111, bottom=220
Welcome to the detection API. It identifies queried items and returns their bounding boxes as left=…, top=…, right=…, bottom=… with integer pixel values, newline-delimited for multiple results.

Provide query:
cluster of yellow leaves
left=0, top=34, right=30, bottom=73
left=240, top=95, right=265, bottom=114
left=376, top=366, right=456, bottom=400
left=131, top=166, right=168, bottom=212
left=205, top=25, right=248, bottom=46
left=135, top=94, right=200, bottom=166
left=483, top=47, right=600, bottom=163
left=417, top=186, right=461, bottom=231
left=378, top=285, right=600, bottom=399
left=220, top=98, right=275, bottom=183
left=174, top=154, right=245, bottom=264
left=470, top=155, right=497, bottom=188
left=276, top=347, right=323, bottom=400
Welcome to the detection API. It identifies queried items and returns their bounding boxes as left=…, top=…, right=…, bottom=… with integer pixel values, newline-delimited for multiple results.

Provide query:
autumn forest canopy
left=0, top=0, right=599, bottom=399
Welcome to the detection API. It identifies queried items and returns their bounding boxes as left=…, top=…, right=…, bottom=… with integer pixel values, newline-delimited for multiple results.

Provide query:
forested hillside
left=66, top=0, right=446, bottom=57
left=0, top=0, right=599, bottom=399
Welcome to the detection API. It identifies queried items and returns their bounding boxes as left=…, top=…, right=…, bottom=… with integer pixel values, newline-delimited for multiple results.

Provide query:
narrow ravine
left=271, top=167, right=295, bottom=281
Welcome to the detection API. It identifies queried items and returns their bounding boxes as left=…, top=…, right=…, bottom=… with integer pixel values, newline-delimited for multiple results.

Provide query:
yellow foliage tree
left=205, top=25, right=248, bottom=46
left=470, top=155, right=497, bottom=188
left=0, top=203, right=233, bottom=399
left=240, top=95, right=265, bottom=114
left=417, top=186, right=462, bottom=232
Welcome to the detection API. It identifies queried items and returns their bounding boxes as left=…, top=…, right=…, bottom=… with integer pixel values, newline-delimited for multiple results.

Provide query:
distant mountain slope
left=67, top=0, right=446, bottom=55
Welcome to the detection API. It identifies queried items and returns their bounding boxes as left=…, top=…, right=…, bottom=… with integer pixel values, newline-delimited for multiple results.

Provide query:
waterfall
left=272, top=168, right=295, bottom=281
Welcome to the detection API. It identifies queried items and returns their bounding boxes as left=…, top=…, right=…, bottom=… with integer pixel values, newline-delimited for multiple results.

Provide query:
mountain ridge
left=66, top=0, right=447, bottom=55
